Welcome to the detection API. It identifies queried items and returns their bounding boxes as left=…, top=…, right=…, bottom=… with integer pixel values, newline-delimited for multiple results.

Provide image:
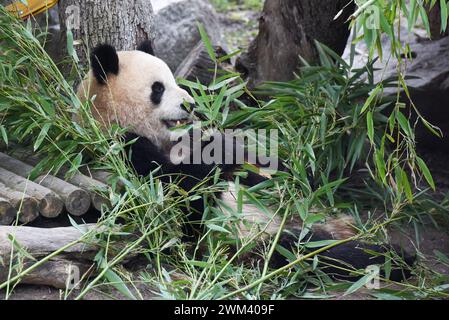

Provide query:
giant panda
left=76, top=40, right=415, bottom=282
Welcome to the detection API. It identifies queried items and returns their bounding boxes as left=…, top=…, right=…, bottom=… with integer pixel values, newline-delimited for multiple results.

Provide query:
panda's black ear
left=91, top=44, right=119, bottom=85
left=137, top=40, right=154, bottom=56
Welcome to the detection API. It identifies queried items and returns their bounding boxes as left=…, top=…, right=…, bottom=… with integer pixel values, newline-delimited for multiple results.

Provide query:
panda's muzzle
left=162, top=118, right=192, bottom=129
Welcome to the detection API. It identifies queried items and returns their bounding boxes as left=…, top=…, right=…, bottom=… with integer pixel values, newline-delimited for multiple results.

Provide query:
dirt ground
left=216, top=4, right=261, bottom=52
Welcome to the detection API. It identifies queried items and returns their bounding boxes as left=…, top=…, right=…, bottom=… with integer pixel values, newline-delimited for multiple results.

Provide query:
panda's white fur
left=76, top=42, right=414, bottom=281
left=78, top=50, right=194, bottom=151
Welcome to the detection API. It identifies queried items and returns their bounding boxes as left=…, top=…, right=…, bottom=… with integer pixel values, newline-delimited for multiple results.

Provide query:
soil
left=215, top=4, right=261, bottom=52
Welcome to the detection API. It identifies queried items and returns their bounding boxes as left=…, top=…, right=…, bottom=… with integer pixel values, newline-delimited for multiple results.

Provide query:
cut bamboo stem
left=0, top=153, right=91, bottom=216
left=0, top=182, right=39, bottom=224
left=0, top=167, right=63, bottom=218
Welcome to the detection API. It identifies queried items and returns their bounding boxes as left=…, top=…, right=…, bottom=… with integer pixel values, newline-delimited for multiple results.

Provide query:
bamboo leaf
left=207, top=223, right=231, bottom=234
left=103, top=268, right=137, bottom=300
left=197, top=22, right=216, bottom=62
left=416, top=156, right=435, bottom=190
left=305, top=239, right=339, bottom=249
left=34, top=123, right=51, bottom=151
left=361, top=85, right=382, bottom=114
left=345, top=272, right=378, bottom=296
left=0, top=125, right=8, bottom=145
left=396, top=111, right=412, bottom=137
left=401, top=168, right=414, bottom=203
left=367, top=110, right=374, bottom=144
left=441, top=0, right=449, bottom=32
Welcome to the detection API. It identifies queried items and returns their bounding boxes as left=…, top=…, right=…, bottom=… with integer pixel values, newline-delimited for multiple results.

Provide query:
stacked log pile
left=0, top=224, right=98, bottom=289
left=0, top=151, right=110, bottom=225
left=0, top=148, right=122, bottom=289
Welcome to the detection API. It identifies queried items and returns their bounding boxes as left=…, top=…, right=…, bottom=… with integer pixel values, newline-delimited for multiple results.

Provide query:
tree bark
left=58, top=0, right=155, bottom=65
left=237, top=0, right=355, bottom=88
left=428, top=4, right=449, bottom=40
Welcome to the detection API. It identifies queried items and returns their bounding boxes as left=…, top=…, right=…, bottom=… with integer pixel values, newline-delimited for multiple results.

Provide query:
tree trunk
left=237, top=0, right=355, bottom=88
left=428, top=4, right=449, bottom=40
left=58, top=0, right=155, bottom=66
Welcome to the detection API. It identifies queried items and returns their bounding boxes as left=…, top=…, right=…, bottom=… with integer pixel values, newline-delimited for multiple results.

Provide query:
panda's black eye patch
left=151, top=82, right=165, bottom=105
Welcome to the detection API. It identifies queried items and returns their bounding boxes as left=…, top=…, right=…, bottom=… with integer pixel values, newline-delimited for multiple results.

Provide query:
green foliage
left=180, top=40, right=438, bottom=240
left=352, top=0, right=448, bottom=59
left=0, top=10, right=111, bottom=176
left=1, top=6, right=449, bottom=300
left=210, top=0, right=263, bottom=11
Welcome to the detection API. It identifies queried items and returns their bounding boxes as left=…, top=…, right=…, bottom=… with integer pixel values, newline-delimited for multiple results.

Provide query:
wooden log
left=1, top=148, right=110, bottom=211
left=0, top=196, right=15, bottom=225
left=87, top=170, right=112, bottom=185
left=0, top=225, right=136, bottom=289
left=83, top=168, right=125, bottom=191
left=0, top=153, right=91, bottom=216
left=2, top=146, right=113, bottom=209
left=0, top=225, right=97, bottom=289
left=64, top=173, right=110, bottom=211
left=174, top=41, right=231, bottom=86
left=0, top=182, right=39, bottom=224
left=0, top=225, right=97, bottom=255
left=0, top=258, right=93, bottom=290
left=0, top=167, right=63, bottom=218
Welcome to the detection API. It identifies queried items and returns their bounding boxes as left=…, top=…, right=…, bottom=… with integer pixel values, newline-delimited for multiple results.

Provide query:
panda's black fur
left=123, top=131, right=414, bottom=281
left=81, top=40, right=415, bottom=282
left=90, top=44, right=120, bottom=84
left=123, top=131, right=267, bottom=238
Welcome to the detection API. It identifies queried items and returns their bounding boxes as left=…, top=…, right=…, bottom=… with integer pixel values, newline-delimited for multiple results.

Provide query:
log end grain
left=17, top=197, right=40, bottom=224
left=92, top=194, right=110, bottom=212
left=0, top=199, right=15, bottom=225
left=66, top=189, right=91, bottom=216
left=39, top=193, right=64, bottom=218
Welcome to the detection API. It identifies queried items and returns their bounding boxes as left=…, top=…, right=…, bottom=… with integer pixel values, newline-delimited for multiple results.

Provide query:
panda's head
left=77, top=41, right=194, bottom=150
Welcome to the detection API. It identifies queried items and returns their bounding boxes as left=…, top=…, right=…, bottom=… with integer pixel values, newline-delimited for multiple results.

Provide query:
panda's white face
left=77, top=47, right=194, bottom=150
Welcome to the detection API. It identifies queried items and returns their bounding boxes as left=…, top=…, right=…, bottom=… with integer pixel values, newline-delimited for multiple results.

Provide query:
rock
left=151, top=0, right=224, bottom=72
left=343, top=22, right=449, bottom=150
left=151, top=0, right=184, bottom=13
left=343, top=23, right=449, bottom=93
